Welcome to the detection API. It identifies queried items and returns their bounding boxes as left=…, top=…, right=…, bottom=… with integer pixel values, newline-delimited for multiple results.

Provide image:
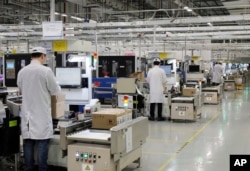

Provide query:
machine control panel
left=75, top=151, right=97, bottom=163
left=68, top=143, right=115, bottom=171
left=6, top=59, right=15, bottom=79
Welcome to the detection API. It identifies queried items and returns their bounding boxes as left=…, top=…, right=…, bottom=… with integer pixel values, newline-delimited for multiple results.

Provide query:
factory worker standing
left=17, top=47, right=61, bottom=171
left=212, top=62, right=223, bottom=86
left=146, top=58, right=168, bottom=121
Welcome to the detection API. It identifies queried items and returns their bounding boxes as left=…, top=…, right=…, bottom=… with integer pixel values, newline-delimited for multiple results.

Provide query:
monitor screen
left=160, top=65, right=172, bottom=75
left=56, top=67, right=82, bottom=88
left=189, top=65, right=200, bottom=72
left=6, top=61, right=14, bottom=69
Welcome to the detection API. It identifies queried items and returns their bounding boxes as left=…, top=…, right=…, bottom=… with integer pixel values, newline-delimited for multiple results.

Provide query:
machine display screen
left=56, top=67, right=82, bottom=88
left=160, top=65, right=171, bottom=75
left=6, top=61, right=15, bottom=69
left=189, top=65, right=200, bottom=72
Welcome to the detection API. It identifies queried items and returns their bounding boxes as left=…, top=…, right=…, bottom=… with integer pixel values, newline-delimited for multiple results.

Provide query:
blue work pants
left=23, top=139, right=50, bottom=171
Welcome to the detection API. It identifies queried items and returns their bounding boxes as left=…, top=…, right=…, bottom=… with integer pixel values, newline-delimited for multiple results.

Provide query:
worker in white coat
left=212, top=62, right=223, bottom=86
left=17, top=47, right=61, bottom=171
left=146, top=58, right=168, bottom=121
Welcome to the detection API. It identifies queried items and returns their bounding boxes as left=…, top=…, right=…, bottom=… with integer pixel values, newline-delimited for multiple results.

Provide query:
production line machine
left=59, top=117, right=148, bottom=171
left=5, top=93, right=149, bottom=171
left=223, top=80, right=236, bottom=91
left=169, top=95, right=202, bottom=121
left=202, top=85, right=223, bottom=104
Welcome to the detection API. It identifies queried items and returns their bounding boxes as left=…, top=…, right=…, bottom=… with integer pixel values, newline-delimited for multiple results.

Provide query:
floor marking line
left=157, top=111, right=221, bottom=171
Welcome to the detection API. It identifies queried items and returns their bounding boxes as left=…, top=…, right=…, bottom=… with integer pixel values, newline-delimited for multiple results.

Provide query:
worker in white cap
left=17, top=47, right=61, bottom=171
left=146, top=58, right=168, bottom=121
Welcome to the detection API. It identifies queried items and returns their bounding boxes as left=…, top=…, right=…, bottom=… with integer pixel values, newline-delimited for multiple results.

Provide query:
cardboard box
left=92, top=108, right=132, bottom=129
left=51, top=93, right=65, bottom=119
left=182, top=88, right=197, bottom=97
left=129, top=71, right=145, bottom=81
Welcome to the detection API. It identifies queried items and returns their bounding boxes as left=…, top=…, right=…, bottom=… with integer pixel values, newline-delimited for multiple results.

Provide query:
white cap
left=153, top=58, right=161, bottom=62
left=31, top=47, right=47, bottom=55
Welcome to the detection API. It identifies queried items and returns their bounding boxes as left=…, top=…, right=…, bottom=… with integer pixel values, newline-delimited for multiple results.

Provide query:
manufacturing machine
left=224, top=80, right=236, bottom=91
left=202, top=85, right=223, bottom=104
left=186, top=73, right=205, bottom=83
left=170, top=96, right=202, bottom=121
left=59, top=117, right=148, bottom=171
left=4, top=53, right=31, bottom=87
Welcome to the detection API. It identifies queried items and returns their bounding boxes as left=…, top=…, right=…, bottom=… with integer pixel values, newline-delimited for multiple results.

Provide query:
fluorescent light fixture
left=207, top=22, right=213, bottom=26
left=68, top=55, right=89, bottom=62
left=187, top=8, right=192, bottom=12
left=61, top=14, right=67, bottom=17
left=65, top=27, right=74, bottom=30
left=25, top=29, right=34, bottom=32
left=65, top=34, right=75, bottom=37
left=54, top=12, right=60, bottom=15
left=33, top=21, right=40, bottom=24
left=71, top=16, right=82, bottom=21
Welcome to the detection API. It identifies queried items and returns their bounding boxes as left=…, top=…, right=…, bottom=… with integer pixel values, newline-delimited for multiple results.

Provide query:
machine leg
left=116, top=163, right=122, bottom=171
left=136, top=157, right=141, bottom=168
left=15, top=153, right=18, bottom=171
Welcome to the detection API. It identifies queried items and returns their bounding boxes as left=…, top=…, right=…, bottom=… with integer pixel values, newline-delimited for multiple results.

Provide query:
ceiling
left=0, top=0, right=250, bottom=60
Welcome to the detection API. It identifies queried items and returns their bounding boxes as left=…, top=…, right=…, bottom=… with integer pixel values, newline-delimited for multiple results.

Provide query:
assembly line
left=0, top=48, right=249, bottom=171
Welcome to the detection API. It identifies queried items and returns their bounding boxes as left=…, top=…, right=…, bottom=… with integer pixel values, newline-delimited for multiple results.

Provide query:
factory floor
left=1, top=78, right=249, bottom=171
left=124, top=80, right=250, bottom=171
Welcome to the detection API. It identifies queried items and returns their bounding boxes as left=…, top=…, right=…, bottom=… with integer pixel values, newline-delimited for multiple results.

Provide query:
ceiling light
left=207, top=22, right=213, bottom=26
left=54, top=12, right=60, bottom=15
left=71, top=16, right=82, bottom=21
left=187, top=8, right=192, bottom=12
left=183, top=6, right=189, bottom=10
left=61, top=14, right=67, bottom=17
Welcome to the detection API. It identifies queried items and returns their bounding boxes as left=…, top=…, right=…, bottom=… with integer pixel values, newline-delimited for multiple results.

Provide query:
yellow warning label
left=85, top=165, right=90, bottom=170
left=82, top=164, right=93, bottom=171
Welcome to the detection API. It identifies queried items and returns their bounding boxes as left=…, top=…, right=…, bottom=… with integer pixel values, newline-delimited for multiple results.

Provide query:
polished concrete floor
left=1, top=78, right=249, bottom=171
left=124, top=80, right=250, bottom=171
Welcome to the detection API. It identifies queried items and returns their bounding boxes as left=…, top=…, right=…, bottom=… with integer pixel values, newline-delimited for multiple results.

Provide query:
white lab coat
left=146, top=65, right=168, bottom=103
left=17, top=60, right=61, bottom=139
left=212, top=64, right=223, bottom=84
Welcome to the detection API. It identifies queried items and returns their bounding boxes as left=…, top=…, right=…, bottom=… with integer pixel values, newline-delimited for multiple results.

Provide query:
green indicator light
left=84, top=152, right=88, bottom=159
